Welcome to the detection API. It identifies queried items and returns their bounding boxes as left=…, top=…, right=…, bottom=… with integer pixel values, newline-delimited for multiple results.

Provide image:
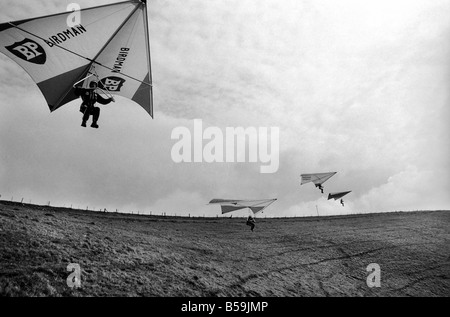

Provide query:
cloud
left=357, top=165, right=450, bottom=212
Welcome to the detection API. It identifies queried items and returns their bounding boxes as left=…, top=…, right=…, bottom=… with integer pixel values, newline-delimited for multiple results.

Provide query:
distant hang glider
left=300, top=172, right=337, bottom=193
left=208, top=198, right=277, bottom=215
left=328, top=191, right=351, bottom=206
left=0, top=0, right=153, bottom=117
left=327, top=191, right=351, bottom=201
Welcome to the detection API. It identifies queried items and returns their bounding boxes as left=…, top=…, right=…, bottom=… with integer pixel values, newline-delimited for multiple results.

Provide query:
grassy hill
left=0, top=200, right=449, bottom=297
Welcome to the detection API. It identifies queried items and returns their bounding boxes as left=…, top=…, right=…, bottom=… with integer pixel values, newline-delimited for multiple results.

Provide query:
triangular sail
left=327, top=191, right=352, bottom=200
left=221, top=205, right=247, bottom=214
left=249, top=206, right=266, bottom=214
left=0, top=0, right=153, bottom=116
left=300, top=172, right=337, bottom=186
left=209, top=198, right=277, bottom=215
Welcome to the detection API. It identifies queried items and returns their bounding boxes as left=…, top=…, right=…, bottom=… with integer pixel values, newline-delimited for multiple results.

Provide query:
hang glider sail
left=328, top=191, right=351, bottom=206
left=328, top=191, right=351, bottom=200
left=0, top=0, right=153, bottom=117
left=300, top=172, right=337, bottom=193
left=208, top=198, right=277, bottom=215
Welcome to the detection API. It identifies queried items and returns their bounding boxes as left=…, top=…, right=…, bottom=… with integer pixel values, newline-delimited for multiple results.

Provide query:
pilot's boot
left=82, top=109, right=90, bottom=127
left=91, top=107, right=100, bottom=128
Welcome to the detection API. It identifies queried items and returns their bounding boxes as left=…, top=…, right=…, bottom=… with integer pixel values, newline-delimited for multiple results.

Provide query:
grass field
left=0, top=200, right=449, bottom=297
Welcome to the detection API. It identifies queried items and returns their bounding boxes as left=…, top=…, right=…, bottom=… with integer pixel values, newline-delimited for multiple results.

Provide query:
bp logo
left=99, top=76, right=126, bottom=92
left=6, top=38, right=46, bottom=64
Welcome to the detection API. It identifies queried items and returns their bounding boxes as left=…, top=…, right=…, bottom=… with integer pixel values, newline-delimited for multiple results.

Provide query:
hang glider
left=0, top=0, right=153, bottom=117
left=300, top=172, right=337, bottom=193
left=327, top=191, right=351, bottom=200
left=208, top=198, right=277, bottom=215
left=328, top=191, right=351, bottom=206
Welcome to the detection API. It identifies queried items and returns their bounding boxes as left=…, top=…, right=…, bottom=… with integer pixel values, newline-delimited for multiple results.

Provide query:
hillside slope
left=0, top=200, right=449, bottom=297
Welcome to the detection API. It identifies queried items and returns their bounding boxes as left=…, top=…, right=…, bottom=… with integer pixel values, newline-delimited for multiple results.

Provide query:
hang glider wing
left=300, top=172, right=337, bottom=186
left=327, top=191, right=352, bottom=200
left=220, top=204, right=247, bottom=214
left=0, top=0, right=153, bottom=116
left=208, top=198, right=277, bottom=215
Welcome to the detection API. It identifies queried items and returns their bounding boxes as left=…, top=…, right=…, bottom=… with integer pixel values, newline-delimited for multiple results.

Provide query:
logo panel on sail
left=99, top=76, right=125, bottom=92
left=6, top=38, right=46, bottom=64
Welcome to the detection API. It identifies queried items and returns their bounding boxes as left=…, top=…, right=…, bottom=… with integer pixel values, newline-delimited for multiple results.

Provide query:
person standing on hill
left=246, top=215, right=256, bottom=231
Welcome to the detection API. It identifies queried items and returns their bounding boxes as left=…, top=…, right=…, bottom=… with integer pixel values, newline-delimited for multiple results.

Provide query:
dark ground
left=0, top=200, right=449, bottom=297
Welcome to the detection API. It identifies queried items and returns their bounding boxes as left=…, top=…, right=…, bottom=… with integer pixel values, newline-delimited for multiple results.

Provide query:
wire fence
left=0, top=193, right=434, bottom=219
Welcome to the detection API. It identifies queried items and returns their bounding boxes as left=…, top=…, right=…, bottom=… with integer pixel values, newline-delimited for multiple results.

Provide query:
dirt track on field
left=0, top=200, right=449, bottom=296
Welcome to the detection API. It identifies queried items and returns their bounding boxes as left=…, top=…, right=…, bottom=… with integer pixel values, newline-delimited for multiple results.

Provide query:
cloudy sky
left=0, top=0, right=449, bottom=217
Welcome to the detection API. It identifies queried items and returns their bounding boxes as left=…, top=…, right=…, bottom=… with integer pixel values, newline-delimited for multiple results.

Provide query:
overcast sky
left=0, top=0, right=449, bottom=217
